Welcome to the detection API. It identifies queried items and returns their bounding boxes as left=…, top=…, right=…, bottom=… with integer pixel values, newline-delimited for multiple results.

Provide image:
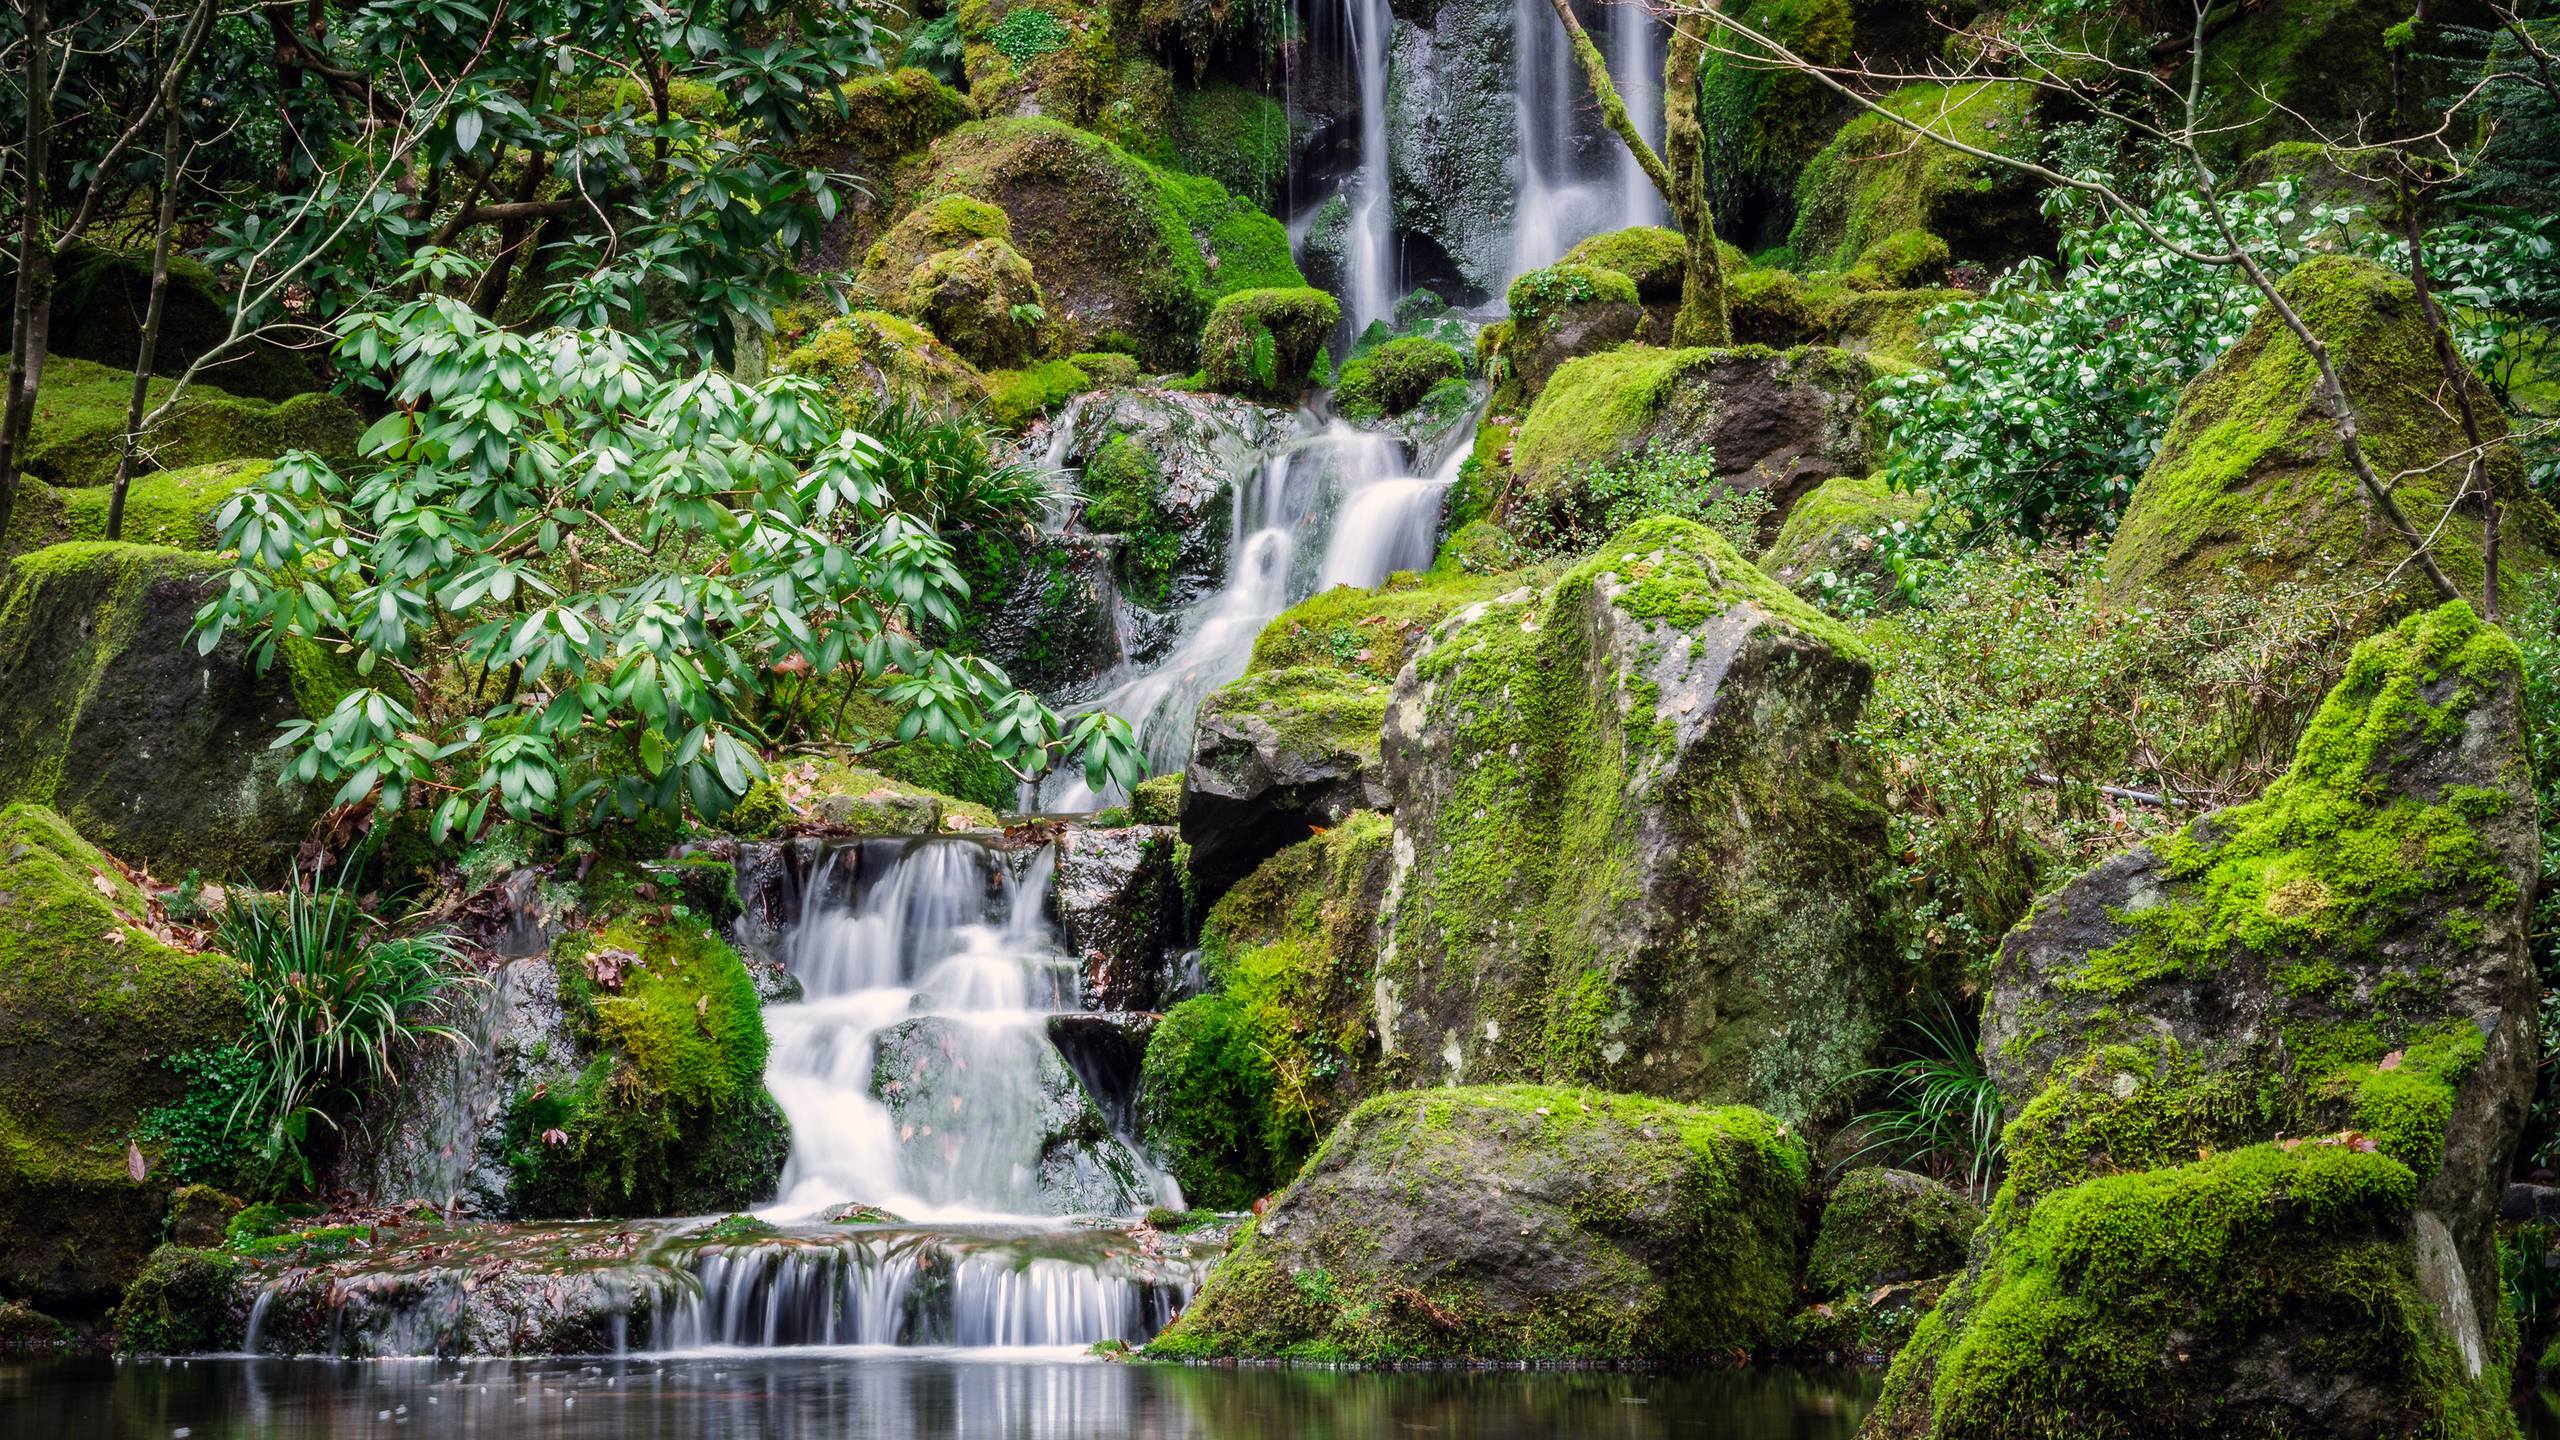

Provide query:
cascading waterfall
left=1607, top=0, right=1670, bottom=232
left=1038, top=419, right=1455, bottom=811
left=1338, top=0, right=1398, bottom=331
left=1509, top=0, right=1670, bottom=280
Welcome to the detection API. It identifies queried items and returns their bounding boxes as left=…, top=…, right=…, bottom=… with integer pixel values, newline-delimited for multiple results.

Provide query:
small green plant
left=222, top=878, right=477, bottom=1184
left=1841, top=994, right=2005, bottom=1202
left=988, top=8, right=1071, bottom=67
left=1006, top=300, right=1048, bottom=329
left=1508, top=443, right=1770, bottom=561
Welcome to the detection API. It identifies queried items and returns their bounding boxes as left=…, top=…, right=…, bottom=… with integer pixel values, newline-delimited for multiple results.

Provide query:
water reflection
left=0, top=1352, right=1879, bottom=1440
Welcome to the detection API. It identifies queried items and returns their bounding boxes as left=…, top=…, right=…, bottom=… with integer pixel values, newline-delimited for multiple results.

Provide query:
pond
left=0, top=1352, right=1880, bottom=1440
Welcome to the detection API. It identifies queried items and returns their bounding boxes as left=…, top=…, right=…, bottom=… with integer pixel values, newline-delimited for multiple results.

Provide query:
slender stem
left=109, top=0, right=219, bottom=541
left=0, top=0, right=53, bottom=544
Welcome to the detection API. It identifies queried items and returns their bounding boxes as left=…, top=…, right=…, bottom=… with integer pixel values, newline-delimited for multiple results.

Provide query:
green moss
left=1068, top=351, right=1140, bottom=386
left=1728, top=268, right=1817, bottom=347
left=1246, top=564, right=1524, bottom=685
left=1807, top=1168, right=1981, bottom=1296
left=1786, top=81, right=2038, bottom=271
left=17, top=356, right=361, bottom=490
left=778, top=309, right=989, bottom=412
left=2, top=458, right=270, bottom=557
left=1504, top=263, right=1639, bottom=326
left=1850, top=229, right=1951, bottom=290
left=719, top=782, right=795, bottom=839
left=983, top=358, right=1093, bottom=429
left=111, top=1245, right=242, bottom=1353
left=576, top=75, right=736, bottom=123
left=503, top=914, right=787, bottom=1218
left=1333, top=337, right=1465, bottom=420
left=1145, top=1086, right=1810, bottom=1362
left=2107, top=255, right=2556, bottom=605
left=1130, top=771, right=1183, bottom=824
left=1200, top=287, right=1339, bottom=403
left=1698, top=0, right=1856, bottom=239
left=1756, top=473, right=1927, bottom=589
left=1169, top=81, right=1289, bottom=212
left=38, top=242, right=317, bottom=400
left=1559, top=226, right=1688, bottom=302
left=796, top=67, right=976, bottom=167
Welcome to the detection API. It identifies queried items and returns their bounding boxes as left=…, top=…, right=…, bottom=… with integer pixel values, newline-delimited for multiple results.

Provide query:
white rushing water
left=1509, top=0, right=1670, bottom=281
left=1038, top=418, right=1453, bottom=812
left=1338, top=0, right=1398, bottom=332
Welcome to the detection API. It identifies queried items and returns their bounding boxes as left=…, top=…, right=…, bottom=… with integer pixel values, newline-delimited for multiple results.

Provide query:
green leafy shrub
left=1333, top=337, right=1465, bottom=420
left=1840, top=995, right=2004, bottom=1201
left=1200, top=287, right=1340, bottom=402
left=987, top=6, right=1071, bottom=65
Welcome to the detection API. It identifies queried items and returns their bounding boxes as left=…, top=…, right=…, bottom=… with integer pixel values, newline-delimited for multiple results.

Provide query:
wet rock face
left=0, top=544, right=329, bottom=877
left=1049, top=824, right=1184, bottom=1011
left=1146, top=1086, right=1808, bottom=1361
left=1374, top=518, right=1891, bottom=1128
left=339, top=944, right=576, bottom=1218
left=951, top=531, right=1119, bottom=697
left=1870, top=602, right=2538, bottom=1439
left=1181, top=672, right=1391, bottom=901
left=1384, top=0, right=1541, bottom=295
left=868, top=1017, right=1157, bottom=1216
left=1049, top=386, right=1290, bottom=616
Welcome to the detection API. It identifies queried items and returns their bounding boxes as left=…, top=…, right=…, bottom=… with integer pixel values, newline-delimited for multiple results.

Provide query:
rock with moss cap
left=1373, top=517, right=1891, bottom=1127
left=1144, top=1085, right=1808, bottom=1361
left=1495, top=263, right=1643, bottom=403
left=1756, top=473, right=1927, bottom=601
left=18, top=356, right=361, bottom=490
left=0, top=804, right=244, bottom=1314
left=1787, top=80, right=2044, bottom=273
left=1333, top=336, right=1465, bottom=421
left=779, top=309, right=990, bottom=412
left=0, top=542, right=354, bottom=875
left=2, top=457, right=272, bottom=558
left=112, top=1245, right=247, bottom=1353
left=1509, top=343, right=1876, bottom=544
left=1868, top=600, right=2536, bottom=1438
left=2105, top=254, right=2557, bottom=616
left=1181, top=565, right=1521, bottom=900
left=1200, top=287, right=1340, bottom=404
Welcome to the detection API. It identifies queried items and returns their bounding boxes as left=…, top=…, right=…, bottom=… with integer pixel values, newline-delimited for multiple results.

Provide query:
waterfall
left=1507, top=0, right=1669, bottom=280
left=1038, top=421, right=1451, bottom=811
left=761, top=839, right=1169, bottom=1222
left=1607, top=0, right=1670, bottom=232
left=1339, top=0, right=1398, bottom=331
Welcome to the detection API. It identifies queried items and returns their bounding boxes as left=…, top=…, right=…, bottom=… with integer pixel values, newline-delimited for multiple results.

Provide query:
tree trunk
left=110, top=76, right=195, bottom=541
left=0, top=0, right=55, bottom=544
left=1663, top=19, right=1728, bottom=346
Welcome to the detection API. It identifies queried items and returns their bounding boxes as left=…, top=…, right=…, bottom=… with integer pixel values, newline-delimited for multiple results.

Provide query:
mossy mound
left=984, top=358, right=1095, bottom=428
left=902, top=117, right=1301, bottom=369
left=35, top=242, right=319, bottom=400
left=1806, top=1167, right=1981, bottom=1297
left=796, top=67, right=977, bottom=174
left=1508, top=343, right=1875, bottom=528
left=1200, top=287, right=1339, bottom=403
left=1168, top=81, right=1290, bottom=213
left=1786, top=80, right=2043, bottom=273
left=777, top=309, right=990, bottom=413
left=0, top=542, right=349, bottom=874
left=1871, top=601, right=2537, bottom=1438
left=1698, top=0, right=1858, bottom=243
left=1145, top=1086, right=1809, bottom=1362
left=1333, top=337, right=1465, bottom=421
left=1141, top=813, right=1396, bottom=1208
left=1372, top=518, right=1891, bottom=1127
left=17, top=357, right=360, bottom=490
left=905, top=236, right=1051, bottom=370
left=1495, top=263, right=1644, bottom=402
left=2106, top=254, right=2557, bottom=612
left=1559, top=226, right=1688, bottom=303
left=2, top=458, right=271, bottom=557
left=1849, top=229, right=1951, bottom=290
left=111, top=1244, right=246, bottom=1353
left=0, top=804, right=244, bottom=1315
left=502, top=915, right=789, bottom=1218
left=1756, top=472, right=1927, bottom=599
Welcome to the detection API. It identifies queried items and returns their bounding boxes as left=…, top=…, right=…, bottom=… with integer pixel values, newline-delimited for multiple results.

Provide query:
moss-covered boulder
left=1182, top=566, right=1519, bottom=899
left=792, top=68, right=979, bottom=245
left=0, top=542, right=346, bottom=875
left=1372, top=518, right=1891, bottom=1127
left=1200, top=287, right=1340, bottom=404
left=1869, top=601, right=2537, bottom=1438
left=902, top=236, right=1051, bottom=371
left=1333, top=336, right=1466, bottom=422
left=502, top=914, right=790, bottom=1218
left=2106, top=254, right=2557, bottom=613
left=1145, top=1086, right=1809, bottom=1361
left=18, top=357, right=360, bottom=490
left=0, top=804, right=244, bottom=1314
left=1, top=457, right=270, bottom=558
left=1509, top=343, right=1875, bottom=536
left=111, top=1244, right=247, bottom=1353
left=777, top=309, right=990, bottom=413
left=900, top=118, right=1302, bottom=368
left=1787, top=80, right=2044, bottom=273
left=945, top=526, right=1120, bottom=694
left=1806, top=1167, right=1981, bottom=1297
left=1495, top=263, right=1644, bottom=403
left=34, top=242, right=318, bottom=400
left=1756, top=473, right=1927, bottom=600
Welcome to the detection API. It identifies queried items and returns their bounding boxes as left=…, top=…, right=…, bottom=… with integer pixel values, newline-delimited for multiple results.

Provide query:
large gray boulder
left=1868, top=600, right=2538, bottom=1438
left=1373, top=516, right=1891, bottom=1127
left=1384, top=0, right=1524, bottom=294
left=1181, top=666, right=1392, bottom=901
left=1146, top=1085, right=1808, bottom=1360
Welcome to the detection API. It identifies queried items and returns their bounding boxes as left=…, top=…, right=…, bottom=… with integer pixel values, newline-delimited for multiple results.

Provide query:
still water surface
left=1, top=1351, right=1878, bottom=1439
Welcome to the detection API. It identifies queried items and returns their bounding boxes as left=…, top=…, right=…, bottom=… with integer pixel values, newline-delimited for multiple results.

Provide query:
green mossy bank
left=16, top=357, right=360, bottom=490
left=0, top=804, right=244, bottom=1316
left=1145, top=1086, right=1808, bottom=1362
left=1869, top=602, right=2539, bottom=1438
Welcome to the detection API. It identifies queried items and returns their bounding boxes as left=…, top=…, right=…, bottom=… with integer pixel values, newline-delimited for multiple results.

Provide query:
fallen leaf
left=2379, top=1049, right=2404, bottom=1071
left=128, top=1140, right=148, bottom=1182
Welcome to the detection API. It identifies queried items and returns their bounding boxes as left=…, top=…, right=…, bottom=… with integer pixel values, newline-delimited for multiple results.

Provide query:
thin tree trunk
left=0, top=0, right=55, bottom=543
left=1539, top=0, right=1728, bottom=344
left=110, top=76, right=197, bottom=540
